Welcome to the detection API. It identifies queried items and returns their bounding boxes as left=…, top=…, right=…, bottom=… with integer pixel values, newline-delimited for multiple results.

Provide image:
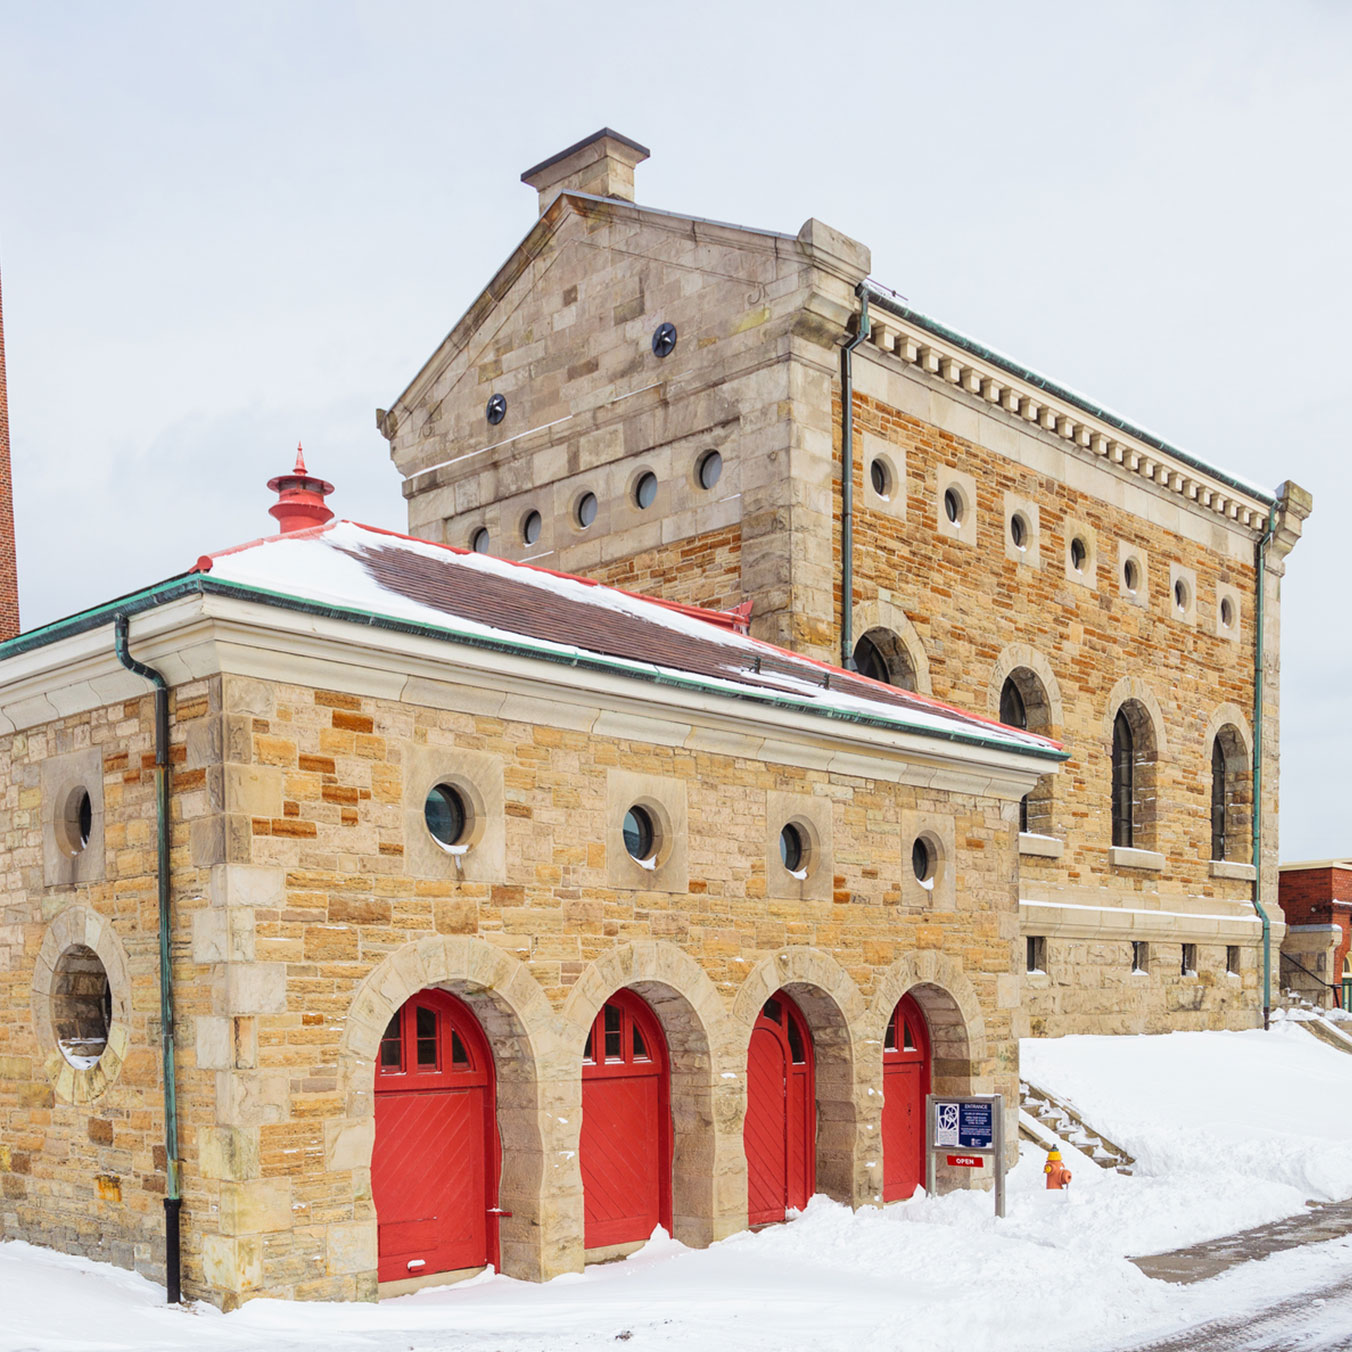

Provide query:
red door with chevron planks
left=881, top=993, right=931, bottom=1202
left=372, top=989, right=499, bottom=1283
left=744, top=992, right=814, bottom=1226
left=580, top=990, right=672, bottom=1249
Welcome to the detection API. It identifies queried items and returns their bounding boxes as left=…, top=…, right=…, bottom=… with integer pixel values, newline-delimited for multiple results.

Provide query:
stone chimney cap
left=520, top=128, right=650, bottom=184
left=521, top=129, right=650, bottom=215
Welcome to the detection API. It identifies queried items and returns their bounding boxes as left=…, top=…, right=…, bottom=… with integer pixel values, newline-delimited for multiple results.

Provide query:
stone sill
left=1019, top=833, right=1064, bottom=859
left=1110, top=846, right=1165, bottom=872
left=1210, top=859, right=1257, bottom=882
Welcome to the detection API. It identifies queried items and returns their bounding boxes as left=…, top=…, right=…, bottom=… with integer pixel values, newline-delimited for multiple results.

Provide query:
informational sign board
left=925, top=1094, right=1006, bottom=1218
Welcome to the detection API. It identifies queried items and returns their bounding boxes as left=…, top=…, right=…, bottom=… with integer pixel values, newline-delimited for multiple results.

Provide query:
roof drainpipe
left=840, top=284, right=871, bottom=669
left=1253, top=506, right=1276, bottom=1030
left=113, top=613, right=181, bottom=1302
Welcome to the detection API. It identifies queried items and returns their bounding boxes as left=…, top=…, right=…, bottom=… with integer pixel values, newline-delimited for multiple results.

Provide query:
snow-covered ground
left=5, top=1015, right=1352, bottom=1352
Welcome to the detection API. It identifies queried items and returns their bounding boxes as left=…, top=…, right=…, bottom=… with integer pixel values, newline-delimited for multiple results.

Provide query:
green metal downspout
left=114, top=613, right=182, bottom=1302
left=840, top=284, right=871, bottom=669
left=1253, top=507, right=1276, bottom=1030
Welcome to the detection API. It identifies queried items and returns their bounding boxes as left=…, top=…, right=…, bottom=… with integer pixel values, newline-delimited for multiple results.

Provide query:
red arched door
left=580, top=989, right=672, bottom=1248
left=881, top=992, right=931, bottom=1202
left=372, top=989, right=499, bottom=1283
left=744, top=991, right=814, bottom=1226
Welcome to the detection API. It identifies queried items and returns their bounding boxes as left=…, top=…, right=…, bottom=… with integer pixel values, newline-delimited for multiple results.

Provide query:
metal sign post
left=925, top=1093, right=1006, bottom=1218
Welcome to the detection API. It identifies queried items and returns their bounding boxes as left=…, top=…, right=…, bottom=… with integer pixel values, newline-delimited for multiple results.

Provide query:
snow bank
left=4, top=1023, right=1352, bottom=1352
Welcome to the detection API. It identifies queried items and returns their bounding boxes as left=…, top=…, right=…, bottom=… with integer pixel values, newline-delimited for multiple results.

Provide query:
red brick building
left=1278, top=861, right=1352, bottom=1009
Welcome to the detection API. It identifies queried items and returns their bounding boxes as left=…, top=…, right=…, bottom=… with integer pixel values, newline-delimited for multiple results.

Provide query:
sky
left=0, top=0, right=1348, bottom=860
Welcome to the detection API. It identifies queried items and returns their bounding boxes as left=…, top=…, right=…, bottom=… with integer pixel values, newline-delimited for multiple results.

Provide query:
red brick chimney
left=267, top=443, right=335, bottom=534
left=0, top=267, right=19, bottom=639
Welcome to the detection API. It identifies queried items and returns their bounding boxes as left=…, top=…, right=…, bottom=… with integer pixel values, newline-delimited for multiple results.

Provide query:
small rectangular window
left=416, top=1005, right=438, bottom=1067
left=1226, top=945, right=1240, bottom=976
left=1026, top=935, right=1047, bottom=975
left=379, top=1013, right=402, bottom=1070
left=1132, top=941, right=1149, bottom=974
left=604, top=1003, right=622, bottom=1061
left=1181, top=944, right=1197, bottom=977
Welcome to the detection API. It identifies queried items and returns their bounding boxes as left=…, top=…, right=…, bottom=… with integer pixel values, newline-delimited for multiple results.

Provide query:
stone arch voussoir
left=562, top=941, right=739, bottom=1248
left=987, top=642, right=1065, bottom=734
left=335, top=936, right=565, bottom=1283
left=851, top=597, right=933, bottom=695
left=1103, top=675, right=1171, bottom=761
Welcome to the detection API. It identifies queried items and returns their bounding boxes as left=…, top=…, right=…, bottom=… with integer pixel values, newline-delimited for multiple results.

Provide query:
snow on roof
left=195, top=521, right=1063, bottom=759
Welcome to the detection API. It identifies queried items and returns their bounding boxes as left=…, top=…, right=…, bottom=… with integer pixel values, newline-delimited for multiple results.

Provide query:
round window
left=424, top=784, right=468, bottom=850
left=577, top=492, right=598, bottom=529
left=470, top=527, right=490, bottom=554
left=1123, top=557, right=1140, bottom=593
left=1070, top=536, right=1088, bottom=572
left=57, top=786, right=93, bottom=857
left=623, top=805, right=656, bottom=863
left=943, top=487, right=963, bottom=525
left=912, top=837, right=935, bottom=886
left=1174, top=578, right=1190, bottom=612
left=1220, top=596, right=1235, bottom=628
left=1010, top=513, right=1027, bottom=549
left=522, top=510, right=542, bottom=546
left=697, top=450, right=723, bottom=490
left=870, top=458, right=891, bottom=499
left=52, top=944, right=111, bottom=1068
left=780, top=823, right=806, bottom=874
left=634, top=471, right=658, bottom=511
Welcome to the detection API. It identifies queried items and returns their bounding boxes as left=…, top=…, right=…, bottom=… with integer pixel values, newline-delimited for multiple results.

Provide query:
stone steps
left=1019, top=1078, right=1135, bottom=1174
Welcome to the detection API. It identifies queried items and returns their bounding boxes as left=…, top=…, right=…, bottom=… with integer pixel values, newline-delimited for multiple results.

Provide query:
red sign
left=946, top=1154, right=984, bottom=1168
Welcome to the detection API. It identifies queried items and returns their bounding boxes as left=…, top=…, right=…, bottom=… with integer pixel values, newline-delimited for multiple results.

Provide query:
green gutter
left=862, top=286, right=1276, bottom=509
left=113, top=613, right=181, bottom=1302
left=1253, top=506, right=1276, bottom=1028
left=840, top=284, right=871, bottom=669
left=0, top=575, right=1067, bottom=764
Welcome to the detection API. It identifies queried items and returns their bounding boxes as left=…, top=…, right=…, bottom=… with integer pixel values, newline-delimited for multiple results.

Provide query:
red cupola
left=268, top=443, right=334, bottom=534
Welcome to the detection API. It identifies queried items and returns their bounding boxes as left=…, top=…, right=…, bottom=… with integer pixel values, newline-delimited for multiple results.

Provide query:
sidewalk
left=1131, top=1197, right=1352, bottom=1284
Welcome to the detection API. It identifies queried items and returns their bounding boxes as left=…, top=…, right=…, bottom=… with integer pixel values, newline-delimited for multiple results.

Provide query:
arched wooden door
left=881, top=992, right=931, bottom=1202
left=372, top=988, right=499, bottom=1283
left=744, top=991, right=814, bottom=1225
left=580, top=989, right=672, bottom=1248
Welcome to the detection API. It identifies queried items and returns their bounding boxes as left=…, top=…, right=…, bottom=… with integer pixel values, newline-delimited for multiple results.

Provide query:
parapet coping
left=862, top=283, right=1277, bottom=527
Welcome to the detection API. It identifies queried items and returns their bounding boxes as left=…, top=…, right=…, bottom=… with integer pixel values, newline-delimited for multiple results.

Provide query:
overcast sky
left=1, top=1, right=1348, bottom=861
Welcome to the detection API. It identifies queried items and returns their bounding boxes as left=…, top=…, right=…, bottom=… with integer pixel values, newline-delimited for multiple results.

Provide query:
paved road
left=1111, top=1269, right=1352, bottom=1351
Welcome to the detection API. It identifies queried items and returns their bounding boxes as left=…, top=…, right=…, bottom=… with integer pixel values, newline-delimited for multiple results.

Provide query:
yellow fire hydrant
left=1044, top=1147, right=1072, bottom=1190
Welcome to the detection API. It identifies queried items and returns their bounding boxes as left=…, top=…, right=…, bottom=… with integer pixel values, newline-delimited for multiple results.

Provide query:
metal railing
left=1279, top=952, right=1347, bottom=1011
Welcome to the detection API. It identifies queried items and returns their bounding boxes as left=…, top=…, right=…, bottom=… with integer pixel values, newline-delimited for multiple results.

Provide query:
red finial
left=267, top=444, right=335, bottom=534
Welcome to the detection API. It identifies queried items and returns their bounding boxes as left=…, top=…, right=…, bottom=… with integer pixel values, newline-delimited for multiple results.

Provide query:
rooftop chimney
left=521, top=128, right=650, bottom=216
left=0, top=267, right=18, bottom=639
left=267, top=443, right=334, bottom=534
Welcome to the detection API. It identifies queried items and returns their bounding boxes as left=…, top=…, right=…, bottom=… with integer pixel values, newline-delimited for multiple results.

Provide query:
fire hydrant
left=1044, top=1147, right=1072, bottom=1190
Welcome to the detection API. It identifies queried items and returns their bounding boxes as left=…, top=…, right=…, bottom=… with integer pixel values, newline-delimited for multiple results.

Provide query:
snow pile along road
left=3, top=1018, right=1352, bottom=1352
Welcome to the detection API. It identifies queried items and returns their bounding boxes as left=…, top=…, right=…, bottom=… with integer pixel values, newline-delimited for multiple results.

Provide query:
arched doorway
left=744, top=991, right=815, bottom=1225
left=580, top=989, right=672, bottom=1248
left=372, top=988, right=499, bottom=1283
left=881, top=992, right=932, bottom=1202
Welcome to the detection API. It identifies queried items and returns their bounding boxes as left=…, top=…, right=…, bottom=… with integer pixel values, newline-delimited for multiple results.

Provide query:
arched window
left=999, top=669, right=1054, bottom=836
left=1211, top=739, right=1227, bottom=861
left=853, top=628, right=918, bottom=692
left=1000, top=678, right=1030, bottom=832
left=1210, top=724, right=1251, bottom=863
left=1112, top=709, right=1135, bottom=848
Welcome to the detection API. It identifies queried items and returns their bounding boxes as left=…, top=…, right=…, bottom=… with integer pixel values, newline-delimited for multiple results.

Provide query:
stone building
left=1278, top=860, right=1352, bottom=1010
left=380, top=129, right=1312, bottom=1036
left=0, top=462, right=1059, bottom=1306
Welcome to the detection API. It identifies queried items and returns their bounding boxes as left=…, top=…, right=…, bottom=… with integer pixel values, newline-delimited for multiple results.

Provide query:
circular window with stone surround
left=31, top=906, right=130, bottom=1102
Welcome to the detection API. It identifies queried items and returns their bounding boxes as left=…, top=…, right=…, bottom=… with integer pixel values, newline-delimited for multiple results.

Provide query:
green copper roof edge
left=0, top=573, right=1067, bottom=764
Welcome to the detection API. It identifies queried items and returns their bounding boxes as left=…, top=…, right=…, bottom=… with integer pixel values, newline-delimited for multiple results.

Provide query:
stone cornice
left=863, top=289, right=1279, bottom=532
